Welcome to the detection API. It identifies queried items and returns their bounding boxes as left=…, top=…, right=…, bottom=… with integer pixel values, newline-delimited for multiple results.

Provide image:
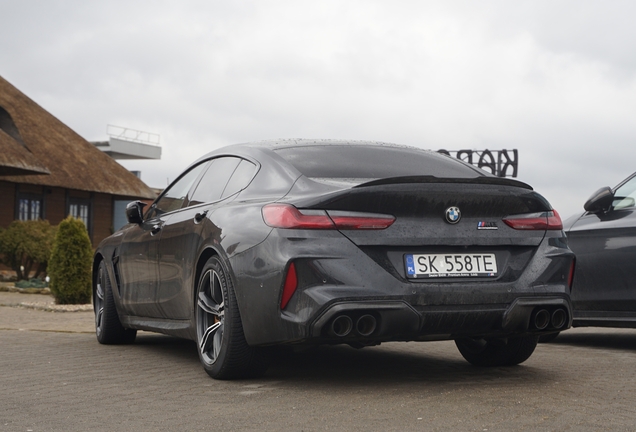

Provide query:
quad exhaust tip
left=331, top=315, right=353, bottom=337
left=532, top=307, right=568, bottom=331
left=330, top=314, right=378, bottom=337
left=356, top=314, right=377, bottom=337
left=551, top=309, right=567, bottom=329
left=533, top=309, right=551, bottom=330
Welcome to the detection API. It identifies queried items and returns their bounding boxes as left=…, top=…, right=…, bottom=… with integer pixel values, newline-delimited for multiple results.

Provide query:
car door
left=155, top=157, right=259, bottom=319
left=118, top=161, right=209, bottom=318
left=117, top=216, right=163, bottom=318
left=568, top=173, right=636, bottom=315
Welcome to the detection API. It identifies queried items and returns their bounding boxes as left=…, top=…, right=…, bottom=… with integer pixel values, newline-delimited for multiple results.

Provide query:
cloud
left=1, top=0, right=635, bottom=217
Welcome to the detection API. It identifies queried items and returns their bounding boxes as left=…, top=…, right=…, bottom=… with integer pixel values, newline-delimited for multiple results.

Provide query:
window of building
left=68, top=199, right=91, bottom=227
left=16, top=193, right=43, bottom=221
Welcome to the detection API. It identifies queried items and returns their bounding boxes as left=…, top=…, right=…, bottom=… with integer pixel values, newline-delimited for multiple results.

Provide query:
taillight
left=328, top=210, right=395, bottom=230
left=262, top=204, right=334, bottom=229
left=503, top=210, right=563, bottom=230
left=280, top=262, right=298, bottom=310
left=262, top=204, right=395, bottom=230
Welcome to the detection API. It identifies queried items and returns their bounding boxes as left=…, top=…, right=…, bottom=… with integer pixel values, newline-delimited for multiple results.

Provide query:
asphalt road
left=1, top=294, right=636, bottom=431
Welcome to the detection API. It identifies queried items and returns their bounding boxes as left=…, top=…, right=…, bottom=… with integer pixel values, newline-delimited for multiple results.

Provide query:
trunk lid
left=291, top=178, right=551, bottom=247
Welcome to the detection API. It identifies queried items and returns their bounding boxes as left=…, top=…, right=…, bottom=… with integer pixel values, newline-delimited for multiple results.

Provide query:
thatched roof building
left=0, top=109, right=50, bottom=176
left=0, top=75, right=154, bottom=197
left=0, top=75, right=155, bottom=245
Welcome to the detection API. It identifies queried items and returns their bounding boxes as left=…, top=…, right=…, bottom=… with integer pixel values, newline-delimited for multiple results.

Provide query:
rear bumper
left=229, top=229, right=574, bottom=346
left=308, top=296, right=572, bottom=344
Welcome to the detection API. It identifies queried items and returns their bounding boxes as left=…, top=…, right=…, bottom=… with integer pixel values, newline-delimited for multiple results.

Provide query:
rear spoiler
left=355, top=176, right=533, bottom=190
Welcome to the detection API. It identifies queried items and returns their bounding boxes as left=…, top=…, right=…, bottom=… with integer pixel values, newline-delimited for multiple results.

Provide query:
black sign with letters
left=437, top=149, right=518, bottom=178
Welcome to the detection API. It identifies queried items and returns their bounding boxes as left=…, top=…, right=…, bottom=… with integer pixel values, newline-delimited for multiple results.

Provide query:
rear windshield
left=275, top=145, right=482, bottom=179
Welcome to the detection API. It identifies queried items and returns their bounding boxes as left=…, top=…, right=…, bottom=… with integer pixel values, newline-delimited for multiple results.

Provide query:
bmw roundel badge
left=445, top=206, right=461, bottom=224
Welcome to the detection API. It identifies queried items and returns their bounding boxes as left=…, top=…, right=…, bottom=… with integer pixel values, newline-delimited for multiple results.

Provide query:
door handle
left=150, top=223, right=163, bottom=235
left=194, top=210, right=209, bottom=224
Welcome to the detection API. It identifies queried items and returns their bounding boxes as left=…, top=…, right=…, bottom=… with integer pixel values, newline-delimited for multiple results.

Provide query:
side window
left=221, top=160, right=257, bottom=199
left=189, top=157, right=242, bottom=206
left=149, top=162, right=209, bottom=217
left=613, top=176, right=636, bottom=210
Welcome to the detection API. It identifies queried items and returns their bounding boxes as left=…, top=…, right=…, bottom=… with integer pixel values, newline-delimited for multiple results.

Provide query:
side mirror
left=126, top=201, right=147, bottom=224
left=584, top=186, right=614, bottom=213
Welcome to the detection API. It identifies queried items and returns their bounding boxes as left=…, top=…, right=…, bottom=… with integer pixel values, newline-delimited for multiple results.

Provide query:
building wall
left=0, top=180, right=115, bottom=246
left=46, top=187, right=66, bottom=223
left=0, top=181, right=15, bottom=228
left=93, top=193, right=113, bottom=245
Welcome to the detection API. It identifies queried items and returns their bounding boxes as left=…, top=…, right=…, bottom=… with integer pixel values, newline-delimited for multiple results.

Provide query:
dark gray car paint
left=93, top=140, right=574, bottom=346
left=566, top=173, right=636, bottom=326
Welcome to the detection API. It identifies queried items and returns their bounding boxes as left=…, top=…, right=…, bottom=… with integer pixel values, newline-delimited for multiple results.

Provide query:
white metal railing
left=107, top=125, right=160, bottom=146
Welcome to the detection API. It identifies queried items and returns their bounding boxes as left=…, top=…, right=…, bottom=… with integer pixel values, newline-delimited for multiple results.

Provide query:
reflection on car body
left=92, top=140, right=575, bottom=379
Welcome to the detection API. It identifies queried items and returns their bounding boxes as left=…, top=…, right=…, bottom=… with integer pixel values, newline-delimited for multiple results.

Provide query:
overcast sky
left=2, top=0, right=635, bottom=219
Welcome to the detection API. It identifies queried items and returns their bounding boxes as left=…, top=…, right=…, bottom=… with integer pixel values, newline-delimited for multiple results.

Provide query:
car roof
left=192, top=139, right=435, bottom=168
left=235, top=138, right=425, bottom=151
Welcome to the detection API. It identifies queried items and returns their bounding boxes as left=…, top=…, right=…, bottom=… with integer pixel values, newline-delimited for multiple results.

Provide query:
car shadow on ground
left=545, top=329, right=636, bottom=352
left=263, top=343, right=551, bottom=386
left=132, top=333, right=201, bottom=365
left=130, top=333, right=558, bottom=385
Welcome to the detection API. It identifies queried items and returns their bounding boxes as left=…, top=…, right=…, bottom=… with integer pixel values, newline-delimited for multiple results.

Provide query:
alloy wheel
left=197, top=269, right=225, bottom=365
left=95, top=266, right=105, bottom=337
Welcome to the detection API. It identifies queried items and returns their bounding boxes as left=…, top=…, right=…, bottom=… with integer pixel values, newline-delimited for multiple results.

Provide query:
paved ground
left=2, top=292, right=636, bottom=431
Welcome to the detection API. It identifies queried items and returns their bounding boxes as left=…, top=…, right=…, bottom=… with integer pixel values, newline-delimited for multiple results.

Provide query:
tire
left=195, top=256, right=267, bottom=380
left=94, top=261, right=137, bottom=344
left=455, top=335, right=539, bottom=367
left=538, top=332, right=560, bottom=343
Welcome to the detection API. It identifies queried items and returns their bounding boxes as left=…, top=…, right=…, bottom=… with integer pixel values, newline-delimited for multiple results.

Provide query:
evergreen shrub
left=48, top=216, right=93, bottom=304
left=0, top=220, right=56, bottom=280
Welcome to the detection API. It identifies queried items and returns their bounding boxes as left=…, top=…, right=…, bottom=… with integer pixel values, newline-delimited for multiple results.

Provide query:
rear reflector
left=262, top=204, right=395, bottom=230
left=568, top=259, right=576, bottom=291
left=280, top=262, right=298, bottom=310
left=503, top=210, right=563, bottom=230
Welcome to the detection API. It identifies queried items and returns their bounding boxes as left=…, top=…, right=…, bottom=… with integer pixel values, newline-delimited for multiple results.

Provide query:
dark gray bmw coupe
left=93, top=140, right=575, bottom=379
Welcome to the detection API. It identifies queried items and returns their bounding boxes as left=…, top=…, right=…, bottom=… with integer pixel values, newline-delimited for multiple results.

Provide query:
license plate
left=404, top=253, right=498, bottom=278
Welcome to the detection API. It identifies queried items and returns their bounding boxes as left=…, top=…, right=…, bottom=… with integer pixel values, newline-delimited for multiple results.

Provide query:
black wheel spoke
left=212, top=323, right=223, bottom=359
left=211, top=271, right=223, bottom=305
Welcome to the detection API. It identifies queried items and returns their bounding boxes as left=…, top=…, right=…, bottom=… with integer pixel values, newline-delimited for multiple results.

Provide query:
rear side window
left=222, top=159, right=257, bottom=199
left=189, top=157, right=242, bottom=206
left=275, top=145, right=480, bottom=179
